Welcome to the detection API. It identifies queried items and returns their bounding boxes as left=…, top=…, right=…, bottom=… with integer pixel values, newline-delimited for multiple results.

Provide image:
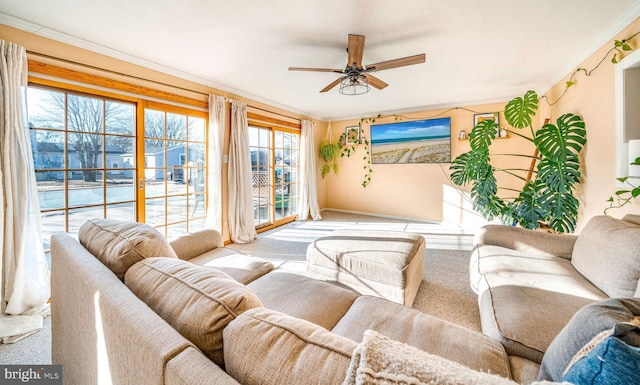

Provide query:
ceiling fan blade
left=363, top=73, right=388, bottom=90
left=366, top=53, right=426, bottom=72
left=320, top=76, right=345, bottom=93
left=347, top=34, right=366, bottom=68
left=289, top=67, right=344, bottom=73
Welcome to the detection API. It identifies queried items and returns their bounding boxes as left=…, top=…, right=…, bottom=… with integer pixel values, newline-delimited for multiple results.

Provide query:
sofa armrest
left=170, top=229, right=224, bottom=260
left=474, top=225, right=578, bottom=259
left=621, top=213, right=640, bottom=226
left=166, top=347, right=241, bottom=385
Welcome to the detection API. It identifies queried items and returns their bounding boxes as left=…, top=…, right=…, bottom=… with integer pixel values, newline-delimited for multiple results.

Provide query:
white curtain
left=0, top=41, right=51, bottom=343
left=205, top=95, right=225, bottom=232
left=228, top=100, right=257, bottom=243
left=297, top=119, right=322, bottom=221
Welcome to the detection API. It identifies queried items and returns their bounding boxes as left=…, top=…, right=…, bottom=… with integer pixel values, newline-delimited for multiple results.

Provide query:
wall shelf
left=458, top=135, right=510, bottom=142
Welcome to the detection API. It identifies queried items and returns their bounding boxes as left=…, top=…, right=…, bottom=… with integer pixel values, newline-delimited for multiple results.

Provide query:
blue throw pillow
left=537, top=298, right=640, bottom=381
left=562, top=336, right=640, bottom=385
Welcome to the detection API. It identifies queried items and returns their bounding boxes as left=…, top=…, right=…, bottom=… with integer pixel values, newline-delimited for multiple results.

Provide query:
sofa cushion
left=79, top=218, right=177, bottom=279
left=247, top=270, right=358, bottom=330
left=169, top=228, right=224, bottom=260
left=124, top=257, right=263, bottom=366
left=332, top=295, right=512, bottom=378
left=571, top=215, right=640, bottom=298
left=189, top=247, right=275, bottom=284
left=478, top=274, right=596, bottom=363
left=223, top=307, right=357, bottom=385
left=538, top=297, right=640, bottom=382
left=470, top=245, right=607, bottom=300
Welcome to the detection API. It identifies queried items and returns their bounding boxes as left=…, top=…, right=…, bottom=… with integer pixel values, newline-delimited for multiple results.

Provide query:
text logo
left=0, top=366, right=61, bottom=384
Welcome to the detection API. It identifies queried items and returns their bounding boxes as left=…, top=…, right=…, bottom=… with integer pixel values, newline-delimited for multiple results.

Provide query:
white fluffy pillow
left=344, top=330, right=563, bottom=385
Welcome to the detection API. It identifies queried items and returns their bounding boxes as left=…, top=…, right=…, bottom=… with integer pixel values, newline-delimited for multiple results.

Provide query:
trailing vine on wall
left=337, top=130, right=373, bottom=188
left=542, top=32, right=640, bottom=105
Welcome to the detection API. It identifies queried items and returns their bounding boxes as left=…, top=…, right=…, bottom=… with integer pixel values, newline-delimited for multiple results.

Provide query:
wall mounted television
left=370, top=117, right=451, bottom=164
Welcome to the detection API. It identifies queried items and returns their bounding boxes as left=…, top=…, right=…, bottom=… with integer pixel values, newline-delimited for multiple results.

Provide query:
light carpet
left=228, top=210, right=481, bottom=332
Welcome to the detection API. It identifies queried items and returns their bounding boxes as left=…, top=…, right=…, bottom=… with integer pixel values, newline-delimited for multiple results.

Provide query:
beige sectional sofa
left=470, top=214, right=640, bottom=366
left=51, top=218, right=528, bottom=385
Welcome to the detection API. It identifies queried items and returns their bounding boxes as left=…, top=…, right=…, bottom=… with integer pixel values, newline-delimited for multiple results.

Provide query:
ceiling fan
left=289, top=34, right=426, bottom=94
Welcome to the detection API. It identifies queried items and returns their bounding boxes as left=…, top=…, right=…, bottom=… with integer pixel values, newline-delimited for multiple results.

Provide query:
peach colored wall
left=324, top=102, right=538, bottom=226
left=545, top=17, right=640, bottom=231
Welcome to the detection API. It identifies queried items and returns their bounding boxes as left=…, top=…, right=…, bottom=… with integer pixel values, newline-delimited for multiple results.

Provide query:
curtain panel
left=0, top=40, right=51, bottom=343
left=227, top=101, right=257, bottom=243
left=297, top=119, right=321, bottom=221
left=205, top=95, right=225, bottom=232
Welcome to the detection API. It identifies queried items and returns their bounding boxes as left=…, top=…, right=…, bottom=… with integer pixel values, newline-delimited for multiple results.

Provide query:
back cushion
left=571, top=215, right=640, bottom=298
left=125, top=258, right=263, bottom=366
left=223, top=308, right=357, bottom=385
left=79, top=218, right=178, bottom=279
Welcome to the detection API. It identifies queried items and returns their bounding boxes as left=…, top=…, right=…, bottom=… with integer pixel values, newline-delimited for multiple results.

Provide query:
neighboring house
left=144, top=145, right=204, bottom=181
left=34, top=142, right=127, bottom=180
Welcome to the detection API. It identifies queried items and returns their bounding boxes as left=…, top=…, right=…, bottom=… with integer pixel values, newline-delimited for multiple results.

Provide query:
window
left=28, top=86, right=136, bottom=249
left=143, top=104, right=207, bottom=237
left=249, top=122, right=299, bottom=229
left=28, top=79, right=209, bottom=249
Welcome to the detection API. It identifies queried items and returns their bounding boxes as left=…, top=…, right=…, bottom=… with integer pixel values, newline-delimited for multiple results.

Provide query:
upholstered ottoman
left=305, top=229, right=425, bottom=306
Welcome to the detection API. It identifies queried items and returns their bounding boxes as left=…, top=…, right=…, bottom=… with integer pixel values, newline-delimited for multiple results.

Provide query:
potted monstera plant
left=450, top=90, right=587, bottom=233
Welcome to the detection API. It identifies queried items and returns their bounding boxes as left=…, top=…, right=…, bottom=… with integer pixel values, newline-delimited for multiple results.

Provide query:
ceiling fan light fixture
left=339, top=74, right=369, bottom=95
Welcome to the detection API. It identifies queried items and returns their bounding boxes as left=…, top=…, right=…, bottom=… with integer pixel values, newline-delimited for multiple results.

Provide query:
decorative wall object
left=370, top=117, right=451, bottom=164
left=474, top=112, right=500, bottom=137
left=474, top=112, right=499, bottom=126
left=344, top=125, right=361, bottom=145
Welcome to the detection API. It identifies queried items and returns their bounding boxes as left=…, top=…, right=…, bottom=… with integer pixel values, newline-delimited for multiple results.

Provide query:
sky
left=370, top=117, right=451, bottom=141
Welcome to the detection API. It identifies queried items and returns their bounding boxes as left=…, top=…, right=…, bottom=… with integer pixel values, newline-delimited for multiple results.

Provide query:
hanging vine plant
left=318, top=122, right=341, bottom=178
left=319, top=140, right=341, bottom=177
left=450, top=90, right=587, bottom=233
left=337, top=129, right=373, bottom=188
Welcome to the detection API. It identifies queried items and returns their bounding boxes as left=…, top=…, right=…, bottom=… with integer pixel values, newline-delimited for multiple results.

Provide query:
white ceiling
left=1, top=0, right=640, bottom=120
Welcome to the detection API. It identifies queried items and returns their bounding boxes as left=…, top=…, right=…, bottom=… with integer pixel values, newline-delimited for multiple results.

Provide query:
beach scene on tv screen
left=370, top=117, right=451, bottom=164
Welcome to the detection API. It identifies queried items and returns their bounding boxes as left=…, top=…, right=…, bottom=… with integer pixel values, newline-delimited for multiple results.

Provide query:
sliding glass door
left=28, top=86, right=137, bottom=249
left=28, top=85, right=208, bottom=249
left=249, top=124, right=299, bottom=229
left=142, top=103, right=207, bottom=237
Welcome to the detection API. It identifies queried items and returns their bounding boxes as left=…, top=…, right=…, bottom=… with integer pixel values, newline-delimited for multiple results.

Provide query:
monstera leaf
left=470, top=174, right=500, bottom=220
left=534, top=114, right=586, bottom=162
left=450, top=152, right=471, bottom=186
left=540, top=189, right=580, bottom=233
left=504, top=90, right=539, bottom=129
left=537, top=153, right=581, bottom=194
left=465, top=148, right=493, bottom=180
left=469, top=119, right=498, bottom=150
left=514, top=180, right=546, bottom=229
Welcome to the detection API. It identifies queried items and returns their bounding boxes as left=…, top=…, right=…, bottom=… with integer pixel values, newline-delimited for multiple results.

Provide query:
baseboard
left=320, top=207, right=441, bottom=224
